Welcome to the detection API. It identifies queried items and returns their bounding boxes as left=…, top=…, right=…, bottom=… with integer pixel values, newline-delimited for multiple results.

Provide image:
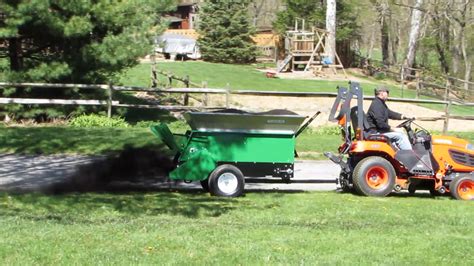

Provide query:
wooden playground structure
left=277, top=20, right=346, bottom=77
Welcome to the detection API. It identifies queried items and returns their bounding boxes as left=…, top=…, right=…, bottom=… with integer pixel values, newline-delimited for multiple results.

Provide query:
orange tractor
left=324, top=82, right=474, bottom=200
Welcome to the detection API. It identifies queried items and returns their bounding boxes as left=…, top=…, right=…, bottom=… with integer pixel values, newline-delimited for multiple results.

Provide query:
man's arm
left=388, top=109, right=403, bottom=120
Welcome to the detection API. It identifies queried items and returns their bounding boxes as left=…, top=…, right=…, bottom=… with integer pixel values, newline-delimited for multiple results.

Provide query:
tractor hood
left=432, top=135, right=474, bottom=169
left=432, top=135, right=474, bottom=152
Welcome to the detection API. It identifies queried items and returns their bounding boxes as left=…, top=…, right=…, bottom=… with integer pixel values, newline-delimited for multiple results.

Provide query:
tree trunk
left=325, top=0, right=336, bottom=64
left=430, top=3, right=451, bottom=74
left=464, top=62, right=472, bottom=91
left=405, top=0, right=423, bottom=71
left=380, top=14, right=390, bottom=65
left=367, top=25, right=376, bottom=59
left=391, top=20, right=399, bottom=64
left=435, top=41, right=450, bottom=74
left=8, top=37, right=23, bottom=71
left=374, top=1, right=391, bottom=66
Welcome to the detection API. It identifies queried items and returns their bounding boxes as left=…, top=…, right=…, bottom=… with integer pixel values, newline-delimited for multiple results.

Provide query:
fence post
left=107, top=83, right=113, bottom=118
left=443, top=100, right=451, bottom=134
left=167, top=74, right=173, bottom=88
left=400, top=65, right=405, bottom=98
left=415, top=71, right=420, bottom=99
left=184, top=75, right=190, bottom=106
left=225, top=83, right=230, bottom=108
left=444, top=78, right=451, bottom=101
left=202, top=81, right=208, bottom=106
left=150, top=53, right=157, bottom=88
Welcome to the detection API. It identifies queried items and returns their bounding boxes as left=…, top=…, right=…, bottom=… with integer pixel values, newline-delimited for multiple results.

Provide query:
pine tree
left=274, top=0, right=359, bottom=41
left=197, top=0, right=257, bottom=64
left=0, top=0, right=174, bottom=83
left=0, top=0, right=174, bottom=121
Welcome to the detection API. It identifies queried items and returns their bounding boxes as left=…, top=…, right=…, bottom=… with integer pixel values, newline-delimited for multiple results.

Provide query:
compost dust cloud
left=49, top=147, right=175, bottom=194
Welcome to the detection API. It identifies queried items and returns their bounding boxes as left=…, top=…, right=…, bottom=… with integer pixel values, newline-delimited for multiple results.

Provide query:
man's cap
left=374, top=86, right=390, bottom=94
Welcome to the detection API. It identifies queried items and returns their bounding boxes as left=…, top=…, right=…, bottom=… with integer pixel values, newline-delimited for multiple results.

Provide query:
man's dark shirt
left=367, top=97, right=403, bottom=133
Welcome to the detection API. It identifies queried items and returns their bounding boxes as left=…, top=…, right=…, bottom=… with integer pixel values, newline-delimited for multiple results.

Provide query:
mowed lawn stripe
left=0, top=192, right=473, bottom=264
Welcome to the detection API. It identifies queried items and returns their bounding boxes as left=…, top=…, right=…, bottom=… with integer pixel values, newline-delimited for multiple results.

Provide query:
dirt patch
left=201, top=95, right=473, bottom=132
left=258, top=67, right=372, bottom=83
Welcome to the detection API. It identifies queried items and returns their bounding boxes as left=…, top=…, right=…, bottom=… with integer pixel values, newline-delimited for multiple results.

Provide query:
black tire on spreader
left=208, top=164, right=245, bottom=197
left=353, top=156, right=396, bottom=197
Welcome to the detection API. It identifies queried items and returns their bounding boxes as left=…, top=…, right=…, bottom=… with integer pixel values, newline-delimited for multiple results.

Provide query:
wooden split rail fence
left=0, top=81, right=473, bottom=134
left=358, top=56, right=473, bottom=102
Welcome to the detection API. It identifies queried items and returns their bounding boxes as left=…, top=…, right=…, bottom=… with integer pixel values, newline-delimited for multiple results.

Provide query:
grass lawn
left=120, top=62, right=473, bottom=116
left=0, top=191, right=473, bottom=264
left=121, top=61, right=349, bottom=91
left=0, top=126, right=472, bottom=160
left=0, top=125, right=340, bottom=159
left=0, top=126, right=164, bottom=155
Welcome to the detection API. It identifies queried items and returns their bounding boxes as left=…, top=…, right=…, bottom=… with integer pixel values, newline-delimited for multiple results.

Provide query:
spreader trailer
left=151, top=110, right=322, bottom=197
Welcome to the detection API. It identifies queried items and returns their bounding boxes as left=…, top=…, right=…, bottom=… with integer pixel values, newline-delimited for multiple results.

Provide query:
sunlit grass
left=0, top=191, right=472, bottom=264
left=120, top=62, right=472, bottom=116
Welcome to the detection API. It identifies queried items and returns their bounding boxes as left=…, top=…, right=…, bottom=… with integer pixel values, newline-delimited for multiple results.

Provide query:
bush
left=69, top=114, right=129, bottom=128
left=374, top=72, right=387, bottom=80
left=313, top=126, right=341, bottom=135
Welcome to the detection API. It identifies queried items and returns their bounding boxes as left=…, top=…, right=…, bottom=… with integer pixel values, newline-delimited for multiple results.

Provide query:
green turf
left=121, top=61, right=349, bottom=91
left=0, top=191, right=473, bottom=264
left=0, top=126, right=164, bottom=155
left=0, top=126, right=472, bottom=161
left=120, top=62, right=473, bottom=116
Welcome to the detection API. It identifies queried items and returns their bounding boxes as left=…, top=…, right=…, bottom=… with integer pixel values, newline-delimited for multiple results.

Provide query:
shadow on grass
left=388, top=191, right=451, bottom=199
left=334, top=189, right=449, bottom=200
left=0, top=191, right=239, bottom=221
left=0, top=145, right=246, bottom=220
left=0, top=127, right=164, bottom=155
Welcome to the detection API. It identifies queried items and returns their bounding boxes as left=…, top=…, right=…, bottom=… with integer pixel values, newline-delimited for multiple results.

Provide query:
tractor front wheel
left=449, top=175, right=474, bottom=200
left=353, top=156, right=396, bottom=197
left=208, top=164, right=245, bottom=197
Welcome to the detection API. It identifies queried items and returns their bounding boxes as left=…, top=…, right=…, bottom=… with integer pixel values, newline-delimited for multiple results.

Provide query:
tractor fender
left=349, top=141, right=405, bottom=175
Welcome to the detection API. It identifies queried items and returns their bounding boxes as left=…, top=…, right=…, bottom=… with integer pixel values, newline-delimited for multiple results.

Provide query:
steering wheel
left=396, top=118, right=415, bottom=128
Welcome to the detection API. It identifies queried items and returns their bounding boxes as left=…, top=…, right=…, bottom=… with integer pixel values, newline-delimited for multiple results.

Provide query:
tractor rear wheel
left=449, top=175, right=474, bottom=200
left=353, top=156, right=396, bottom=197
left=208, top=164, right=245, bottom=197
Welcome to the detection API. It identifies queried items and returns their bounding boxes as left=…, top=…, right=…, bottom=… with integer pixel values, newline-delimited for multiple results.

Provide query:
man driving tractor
left=367, top=86, right=413, bottom=150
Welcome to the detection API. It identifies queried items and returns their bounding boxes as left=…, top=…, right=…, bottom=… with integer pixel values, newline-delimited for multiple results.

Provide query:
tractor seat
left=350, top=107, right=390, bottom=143
left=366, top=134, right=390, bottom=142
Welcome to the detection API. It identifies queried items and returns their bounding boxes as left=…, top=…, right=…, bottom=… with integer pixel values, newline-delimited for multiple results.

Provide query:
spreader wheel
left=353, top=156, right=396, bottom=197
left=208, top=164, right=245, bottom=197
left=449, top=175, right=474, bottom=200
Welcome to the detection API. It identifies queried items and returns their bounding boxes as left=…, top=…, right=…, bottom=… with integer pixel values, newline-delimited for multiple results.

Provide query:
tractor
left=325, top=82, right=474, bottom=200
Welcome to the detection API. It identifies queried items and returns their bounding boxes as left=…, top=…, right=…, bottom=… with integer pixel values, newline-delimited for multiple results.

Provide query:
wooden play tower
left=277, top=19, right=346, bottom=77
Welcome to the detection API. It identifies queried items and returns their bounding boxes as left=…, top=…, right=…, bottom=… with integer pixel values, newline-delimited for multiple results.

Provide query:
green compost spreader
left=151, top=110, right=319, bottom=197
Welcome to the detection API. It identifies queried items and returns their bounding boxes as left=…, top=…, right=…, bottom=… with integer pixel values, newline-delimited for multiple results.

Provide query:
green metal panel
left=180, top=131, right=295, bottom=164
left=150, top=124, right=180, bottom=152
left=169, top=148, right=217, bottom=181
